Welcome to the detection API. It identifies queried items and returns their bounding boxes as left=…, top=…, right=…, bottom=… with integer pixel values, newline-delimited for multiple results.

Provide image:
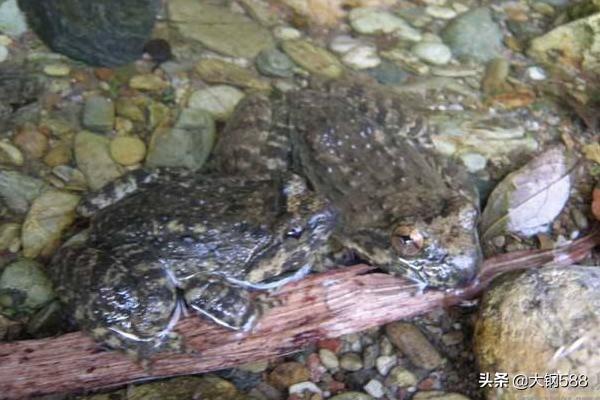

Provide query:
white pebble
left=273, top=25, right=302, bottom=40
left=527, top=66, right=547, bottom=81
left=289, top=381, right=322, bottom=395
left=412, top=42, right=452, bottom=65
left=460, top=152, right=487, bottom=172
left=341, top=45, right=381, bottom=69
left=329, top=35, right=362, bottom=54
left=425, top=6, right=457, bottom=19
left=364, top=379, right=385, bottom=398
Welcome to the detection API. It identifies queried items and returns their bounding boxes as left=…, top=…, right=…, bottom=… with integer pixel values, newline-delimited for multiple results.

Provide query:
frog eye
left=285, top=227, right=304, bottom=239
left=391, top=225, right=424, bottom=256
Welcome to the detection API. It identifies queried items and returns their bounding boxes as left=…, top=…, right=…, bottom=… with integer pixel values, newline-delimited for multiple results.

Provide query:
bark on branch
left=0, top=230, right=598, bottom=399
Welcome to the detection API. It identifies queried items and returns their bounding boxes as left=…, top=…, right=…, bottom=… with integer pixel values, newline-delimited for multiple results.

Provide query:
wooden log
left=0, top=230, right=598, bottom=399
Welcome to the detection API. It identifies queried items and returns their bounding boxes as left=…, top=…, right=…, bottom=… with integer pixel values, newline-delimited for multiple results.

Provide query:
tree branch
left=0, top=230, right=598, bottom=399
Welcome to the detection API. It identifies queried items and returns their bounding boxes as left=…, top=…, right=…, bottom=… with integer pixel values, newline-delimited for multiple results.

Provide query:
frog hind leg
left=64, top=246, right=185, bottom=361
left=181, top=274, right=259, bottom=331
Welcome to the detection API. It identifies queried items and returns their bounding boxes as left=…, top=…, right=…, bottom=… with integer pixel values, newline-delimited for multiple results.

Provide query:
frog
left=49, top=169, right=337, bottom=359
left=214, top=79, right=481, bottom=289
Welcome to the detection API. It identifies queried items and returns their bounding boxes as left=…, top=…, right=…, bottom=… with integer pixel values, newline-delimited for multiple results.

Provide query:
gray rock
left=441, top=8, right=503, bottom=62
left=384, top=366, right=418, bottom=388
left=168, top=0, right=274, bottom=59
left=0, top=169, right=46, bottom=213
left=319, top=348, right=340, bottom=370
left=0, top=259, right=54, bottom=316
left=82, top=95, right=115, bottom=133
left=375, top=355, right=396, bottom=376
left=74, top=131, right=123, bottom=190
left=366, top=61, right=408, bottom=85
left=0, top=0, right=28, bottom=36
left=363, top=379, right=385, bottom=398
left=18, top=0, right=159, bottom=66
left=256, top=48, right=295, bottom=78
left=349, top=7, right=422, bottom=42
left=146, top=108, right=215, bottom=171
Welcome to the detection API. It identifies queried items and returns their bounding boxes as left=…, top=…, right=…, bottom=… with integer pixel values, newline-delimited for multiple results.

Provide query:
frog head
left=342, top=197, right=481, bottom=289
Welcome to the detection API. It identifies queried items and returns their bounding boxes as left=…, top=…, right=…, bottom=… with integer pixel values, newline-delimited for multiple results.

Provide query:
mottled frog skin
left=215, top=80, right=481, bottom=288
left=50, top=170, right=336, bottom=358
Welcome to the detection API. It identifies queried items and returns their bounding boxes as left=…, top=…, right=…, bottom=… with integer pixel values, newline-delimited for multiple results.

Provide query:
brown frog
left=215, top=80, right=481, bottom=289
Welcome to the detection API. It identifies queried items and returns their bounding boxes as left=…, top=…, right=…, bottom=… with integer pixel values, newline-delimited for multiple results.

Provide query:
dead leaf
left=583, top=143, right=600, bottom=164
left=480, top=147, right=577, bottom=243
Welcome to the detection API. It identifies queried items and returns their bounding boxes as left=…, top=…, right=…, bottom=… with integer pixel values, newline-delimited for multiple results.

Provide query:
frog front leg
left=77, top=167, right=194, bottom=217
left=51, top=245, right=185, bottom=360
left=181, top=273, right=259, bottom=331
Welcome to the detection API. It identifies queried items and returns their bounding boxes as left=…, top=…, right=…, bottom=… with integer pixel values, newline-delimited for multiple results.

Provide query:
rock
left=289, top=381, right=322, bottom=395
left=340, top=352, right=363, bottom=371
left=147, top=101, right=170, bottom=130
left=412, top=392, right=470, bottom=400
left=475, top=266, right=600, bottom=399
left=43, top=142, right=71, bottom=167
left=441, top=7, right=503, bottom=62
left=366, top=61, right=408, bottom=85
left=0, top=169, right=46, bottom=213
left=268, top=362, right=311, bottom=390
left=425, top=6, right=457, bottom=19
left=362, top=344, right=379, bottom=369
left=0, top=222, right=20, bottom=252
left=196, top=59, right=270, bottom=91
left=349, top=8, right=422, bottom=42
left=18, top=0, right=159, bottom=66
left=329, top=35, right=363, bottom=54
left=82, top=95, right=115, bottom=132
left=25, top=299, right=63, bottom=337
left=0, top=44, right=7, bottom=62
left=0, top=0, right=27, bottom=36
left=273, top=25, right=302, bottom=40
left=0, top=259, right=54, bottom=315
left=481, top=57, right=510, bottom=95
left=341, top=45, right=381, bottom=69
left=42, top=63, right=70, bottom=77
left=375, top=355, right=397, bottom=376
left=363, top=379, right=384, bottom=398
left=109, top=136, right=146, bottom=166
left=459, top=152, right=487, bottom=172
left=239, top=360, right=269, bottom=373
left=528, top=13, right=600, bottom=75
left=255, top=48, right=295, bottom=78
left=21, top=189, right=80, bottom=258
left=329, top=393, right=373, bottom=400
left=411, top=42, right=452, bottom=65
left=145, top=108, right=215, bottom=170
left=115, top=97, right=146, bottom=123
left=385, top=322, right=444, bottom=370
left=168, top=0, right=274, bottom=59
left=282, top=39, right=344, bottom=78
left=129, top=74, right=168, bottom=91
left=319, top=348, right=340, bottom=370
left=188, top=85, right=245, bottom=121
left=13, top=123, right=48, bottom=159
left=127, top=375, right=242, bottom=400
left=0, top=141, right=24, bottom=166
left=74, top=131, right=123, bottom=190
left=384, top=366, right=418, bottom=388
left=527, top=66, right=547, bottom=80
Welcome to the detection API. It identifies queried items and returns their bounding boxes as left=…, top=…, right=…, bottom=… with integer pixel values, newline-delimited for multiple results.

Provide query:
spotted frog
left=215, top=80, right=481, bottom=288
left=50, top=170, right=336, bottom=359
